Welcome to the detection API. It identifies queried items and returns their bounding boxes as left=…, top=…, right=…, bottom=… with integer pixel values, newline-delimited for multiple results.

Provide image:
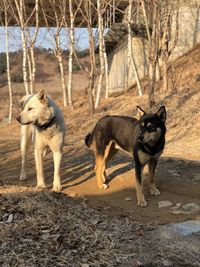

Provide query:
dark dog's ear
left=136, top=106, right=146, bottom=119
left=38, top=89, right=48, bottom=104
left=157, top=106, right=166, bottom=122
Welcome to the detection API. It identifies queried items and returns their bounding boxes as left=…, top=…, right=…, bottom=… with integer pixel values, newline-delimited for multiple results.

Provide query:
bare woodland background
left=0, top=0, right=199, bottom=120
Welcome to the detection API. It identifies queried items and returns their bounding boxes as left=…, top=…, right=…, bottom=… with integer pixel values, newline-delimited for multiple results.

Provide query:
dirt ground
left=1, top=43, right=200, bottom=265
left=1, top=110, right=200, bottom=225
left=1, top=90, right=200, bottom=265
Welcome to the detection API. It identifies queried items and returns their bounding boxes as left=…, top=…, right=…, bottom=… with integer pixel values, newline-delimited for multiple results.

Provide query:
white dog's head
left=17, top=90, right=55, bottom=128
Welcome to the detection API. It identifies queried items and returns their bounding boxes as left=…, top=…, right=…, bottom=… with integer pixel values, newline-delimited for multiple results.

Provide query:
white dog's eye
left=28, top=108, right=33, bottom=111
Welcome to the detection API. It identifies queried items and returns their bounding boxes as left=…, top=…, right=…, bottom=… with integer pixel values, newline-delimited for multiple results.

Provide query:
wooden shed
left=105, top=1, right=200, bottom=93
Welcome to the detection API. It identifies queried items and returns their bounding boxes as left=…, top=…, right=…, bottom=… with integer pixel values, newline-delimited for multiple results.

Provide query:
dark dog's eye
left=140, top=122, right=145, bottom=128
left=148, top=126, right=156, bottom=132
left=28, top=108, right=33, bottom=111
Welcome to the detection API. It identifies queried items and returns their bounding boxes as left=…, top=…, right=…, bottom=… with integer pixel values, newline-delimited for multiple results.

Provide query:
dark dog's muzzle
left=138, top=135, right=144, bottom=143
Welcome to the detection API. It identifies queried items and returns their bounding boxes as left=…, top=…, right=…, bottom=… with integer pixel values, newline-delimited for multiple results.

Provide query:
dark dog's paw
left=138, top=199, right=147, bottom=207
left=99, top=183, right=109, bottom=190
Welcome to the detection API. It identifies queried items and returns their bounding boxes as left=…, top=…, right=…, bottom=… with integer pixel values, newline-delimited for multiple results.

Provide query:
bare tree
left=26, top=0, right=39, bottom=94
left=103, top=35, right=109, bottom=99
left=68, top=0, right=74, bottom=108
left=160, top=0, right=179, bottom=93
left=41, top=0, right=68, bottom=107
left=95, top=0, right=105, bottom=108
left=11, top=0, right=29, bottom=94
left=140, top=0, right=161, bottom=107
left=127, top=0, right=142, bottom=96
left=79, top=0, right=97, bottom=114
left=2, top=0, right=13, bottom=122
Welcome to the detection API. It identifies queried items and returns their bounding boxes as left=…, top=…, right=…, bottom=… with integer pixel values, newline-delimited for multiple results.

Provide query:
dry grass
left=0, top=189, right=141, bottom=267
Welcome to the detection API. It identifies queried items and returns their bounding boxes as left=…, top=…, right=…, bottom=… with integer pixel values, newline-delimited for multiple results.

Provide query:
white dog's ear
left=136, top=106, right=146, bottom=119
left=157, top=106, right=166, bottom=122
left=38, top=89, right=48, bottom=104
left=18, top=95, right=31, bottom=109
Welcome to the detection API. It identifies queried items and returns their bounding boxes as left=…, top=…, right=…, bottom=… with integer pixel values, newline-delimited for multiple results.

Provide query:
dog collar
left=140, top=138, right=165, bottom=156
left=36, top=115, right=56, bottom=130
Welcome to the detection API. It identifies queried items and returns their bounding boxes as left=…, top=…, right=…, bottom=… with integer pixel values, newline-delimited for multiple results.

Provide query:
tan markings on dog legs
left=20, top=125, right=32, bottom=181
left=135, top=166, right=147, bottom=207
left=35, top=146, right=46, bottom=189
left=148, top=159, right=160, bottom=196
left=102, top=143, right=119, bottom=182
left=52, top=150, right=62, bottom=192
left=100, top=142, right=113, bottom=187
left=95, top=153, right=107, bottom=189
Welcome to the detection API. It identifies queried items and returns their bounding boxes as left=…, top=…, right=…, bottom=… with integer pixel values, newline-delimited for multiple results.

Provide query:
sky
left=0, top=27, right=92, bottom=53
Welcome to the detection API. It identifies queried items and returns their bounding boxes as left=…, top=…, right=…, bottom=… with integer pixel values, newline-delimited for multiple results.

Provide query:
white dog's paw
left=53, top=184, right=62, bottom=192
left=19, top=174, right=27, bottom=181
left=36, top=183, right=46, bottom=190
left=138, top=199, right=147, bottom=207
left=150, top=187, right=160, bottom=196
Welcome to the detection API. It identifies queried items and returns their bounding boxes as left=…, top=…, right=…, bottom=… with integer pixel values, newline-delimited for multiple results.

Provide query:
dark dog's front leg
left=148, top=159, right=160, bottom=196
left=134, top=160, right=147, bottom=207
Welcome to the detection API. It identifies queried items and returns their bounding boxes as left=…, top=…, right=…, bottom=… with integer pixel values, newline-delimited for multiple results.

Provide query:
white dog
left=17, top=90, right=65, bottom=191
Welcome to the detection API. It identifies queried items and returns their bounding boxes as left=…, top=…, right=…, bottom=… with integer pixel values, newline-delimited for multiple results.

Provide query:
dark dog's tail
left=85, top=133, right=93, bottom=148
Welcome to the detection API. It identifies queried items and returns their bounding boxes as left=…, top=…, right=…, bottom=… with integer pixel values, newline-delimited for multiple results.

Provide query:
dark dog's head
left=136, top=106, right=166, bottom=146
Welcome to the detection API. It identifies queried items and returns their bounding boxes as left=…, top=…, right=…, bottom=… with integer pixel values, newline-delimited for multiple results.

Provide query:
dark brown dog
left=85, top=106, right=166, bottom=207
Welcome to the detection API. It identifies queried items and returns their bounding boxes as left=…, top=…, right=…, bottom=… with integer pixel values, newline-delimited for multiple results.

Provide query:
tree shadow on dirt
left=1, top=143, right=200, bottom=198
left=61, top=150, right=132, bottom=190
left=60, top=149, right=200, bottom=191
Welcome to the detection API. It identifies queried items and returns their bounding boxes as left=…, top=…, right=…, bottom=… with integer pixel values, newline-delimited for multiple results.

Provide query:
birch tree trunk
left=126, top=0, right=132, bottom=91
left=27, top=50, right=32, bottom=93
left=21, top=29, right=29, bottom=94
left=148, top=1, right=159, bottom=107
left=4, top=1, right=13, bottom=123
left=55, top=34, right=67, bottom=107
left=127, top=0, right=142, bottom=96
left=95, top=0, right=105, bottom=108
left=103, top=38, right=109, bottom=99
left=160, top=0, right=179, bottom=93
left=141, top=0, right=159, bottom=107
left=58, top=54, right=67, bottom=107
left=41, top=0, right=68, bottom=106
left=140, top=0, right=151, bottom=43
left=30, top=46, right=36, bottom=94
left=28, top=0, right=39, bottom=94
left=14, top=0, right=29, bottom=94
left=68, top=0, right=74, bottom=108
left=84, top=0, right=96, bottom=114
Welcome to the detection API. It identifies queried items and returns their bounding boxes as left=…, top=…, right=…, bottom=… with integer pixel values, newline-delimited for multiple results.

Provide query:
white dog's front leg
left=20, top=125, right=32, bottom=181
left=52, top=150, right=62, bottom=192
left=35, top=146, right=46, bottom=189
